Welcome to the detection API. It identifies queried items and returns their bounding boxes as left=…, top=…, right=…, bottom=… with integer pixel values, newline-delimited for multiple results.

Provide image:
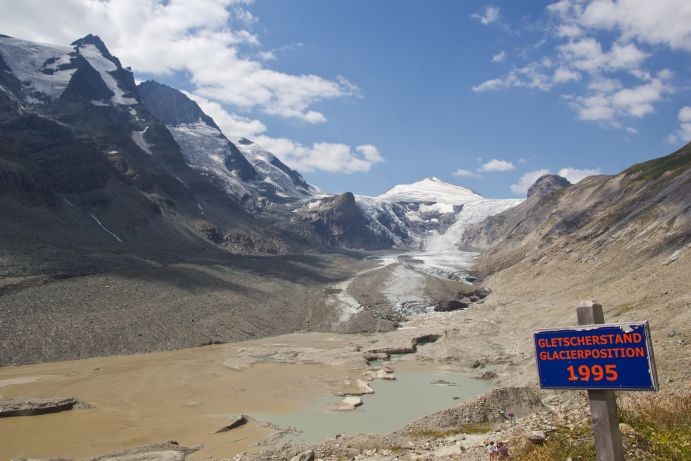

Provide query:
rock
left=431, top=379, right=457, bottom=386
left=0, top=398, right=92, bottom=417
left=356, top=379, right=374, bottom=394
left=435, top=299, right=468, bottom=312
left=480, top=371, right=497, bottom=380
left=471, top=360, right=483, bottom=369
left=335, top=396, right=363, bottom=411
left=364, top=352, right=390, bottom=362
left=290, top=450, right=315, bottom=461
left=528, top=430, right=547, bottom=443
left=376, top=369, right=396, bottom=380
left=662, top=249, right=681, bottom=265
left=215, top=414, right=248, bottom=433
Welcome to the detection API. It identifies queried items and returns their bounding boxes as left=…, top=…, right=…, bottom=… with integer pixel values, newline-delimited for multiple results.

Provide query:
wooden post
left=577, top=301, right=624, bottom=461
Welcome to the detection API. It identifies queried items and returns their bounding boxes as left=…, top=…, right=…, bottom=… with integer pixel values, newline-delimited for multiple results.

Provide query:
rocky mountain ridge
left=461, top=142, right=691, bottom=274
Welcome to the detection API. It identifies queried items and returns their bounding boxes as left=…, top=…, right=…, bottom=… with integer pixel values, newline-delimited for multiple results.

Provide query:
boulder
left=435, top=300, right=468, bottom=312
left=0, top=398, right=92, bottom=417
left=376, top=369, right=396, bottom=380
left=528, top=430, right=547, bottom=443
left=480, top=371, right=497, bottom=380
left=215, top=414, right=247, bottom=433
left=335, top=396, right=363, bottom=411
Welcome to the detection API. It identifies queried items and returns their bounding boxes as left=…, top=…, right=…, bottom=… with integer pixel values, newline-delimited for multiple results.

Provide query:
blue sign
left=534, top=322, right=658, bottom=391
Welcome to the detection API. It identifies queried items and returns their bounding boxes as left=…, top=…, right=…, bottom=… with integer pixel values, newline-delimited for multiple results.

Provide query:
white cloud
left=453, top=169, right=482, bottom=178
left=580, top=0, right=691, bottom=51
left=183, top=91, right=267, bottom=139
left=511, top=169, right=550, bottom=195
left=473, top=62, right=556, bottom=92
left=557, top=167, right=601, bottom=183
left=0, top=0, right=356, bottom=124
left=473, top=0, right=690, bottom=131
left=479, top=159, right=516, bottom=172
left=254, top=137, right=383, bottom=174
left=553, top=67, right=580, bottom=83
left=491, top=50, right=507, bottom=63
left=557, top=38, right=648, bottom=73
left=472, top=6, right=500, bottom=25
left=257, top=50, right=276, bottom=61
left=667, top=106, right=691, bottom=144
left=568, top=72, right=672, bottom=124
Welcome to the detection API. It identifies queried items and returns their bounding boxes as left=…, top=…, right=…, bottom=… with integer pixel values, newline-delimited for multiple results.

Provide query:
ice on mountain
left=0, top=36, right=76, bottom=101
left=77, top=44, right=137, bottom=105
left=233, top=138, right=314, bottom=198
left=378, top=176, right=482, bottom=204
left=131, top=128, right=153, bottom=155
left=167, top=122, right=253, bottom=199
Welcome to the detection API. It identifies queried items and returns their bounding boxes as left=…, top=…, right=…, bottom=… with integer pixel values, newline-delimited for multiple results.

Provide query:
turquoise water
left=252, top=371, right=491, bottom=442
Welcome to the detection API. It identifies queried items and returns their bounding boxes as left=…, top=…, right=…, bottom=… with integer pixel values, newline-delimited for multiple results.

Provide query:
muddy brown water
left=0, top=336, right=489, bottom=460
left=0, top=343, right=352, bottom=460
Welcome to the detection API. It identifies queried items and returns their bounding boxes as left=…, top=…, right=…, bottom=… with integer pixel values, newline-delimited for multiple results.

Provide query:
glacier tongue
left=414, top=199, right=522, bottom=273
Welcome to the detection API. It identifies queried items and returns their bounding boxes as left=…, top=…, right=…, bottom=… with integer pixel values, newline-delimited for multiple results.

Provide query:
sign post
left=533, top=301, right=658, bottom=461
left=577, top=301, right=624, bottom=461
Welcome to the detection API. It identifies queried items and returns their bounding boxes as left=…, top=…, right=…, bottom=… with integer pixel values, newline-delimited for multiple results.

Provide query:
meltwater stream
left=253, top=370, right=492, bottom=442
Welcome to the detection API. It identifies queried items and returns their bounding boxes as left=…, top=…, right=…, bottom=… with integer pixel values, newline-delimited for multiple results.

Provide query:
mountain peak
left=377, top=177, right=483, bottom=204
left=71, top=34, right=119, bottom=65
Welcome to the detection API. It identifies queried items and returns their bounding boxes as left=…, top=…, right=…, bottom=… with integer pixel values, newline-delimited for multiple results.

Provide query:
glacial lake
left=253, top=370, right=492, bottom=442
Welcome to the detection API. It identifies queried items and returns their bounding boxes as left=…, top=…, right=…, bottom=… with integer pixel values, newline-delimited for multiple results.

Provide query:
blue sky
left=2, top=0, right=690, bottom=198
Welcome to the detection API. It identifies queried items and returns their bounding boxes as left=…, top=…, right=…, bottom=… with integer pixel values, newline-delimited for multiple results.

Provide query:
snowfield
left=0, top=36, right=76, bottom=101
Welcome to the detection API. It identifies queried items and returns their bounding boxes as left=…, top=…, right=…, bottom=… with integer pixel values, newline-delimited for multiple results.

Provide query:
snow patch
left=131, top=127, right=152, bottom=155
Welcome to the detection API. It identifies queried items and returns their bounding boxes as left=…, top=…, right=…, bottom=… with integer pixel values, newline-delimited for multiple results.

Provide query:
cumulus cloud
left=667, top=106, right=691, bottom=144
left=579, top=0, right=691, bottom=51
left=472, top=0, right=691, bottom=131
left=557, top=167, right=601, bottom=183
left=254, top=137, right=383, bottom=174
left=453, top=169, right=482, bottom=178
left=0, top=0, right=356, bottom=124
left=510, top=169, right=550, bottom=195
left=479, top=159, right=516, bottom=172
left=472, top=6, right=500, bottom=25
left=566, top=71, right=672, bottom=125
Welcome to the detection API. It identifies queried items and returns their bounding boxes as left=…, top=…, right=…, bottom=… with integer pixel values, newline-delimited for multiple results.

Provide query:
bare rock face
left=527, top=174, right=571, bottom=199
left=0, top=398, right=92, bottom=417
left=301, top=192, right=395, bottom=250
